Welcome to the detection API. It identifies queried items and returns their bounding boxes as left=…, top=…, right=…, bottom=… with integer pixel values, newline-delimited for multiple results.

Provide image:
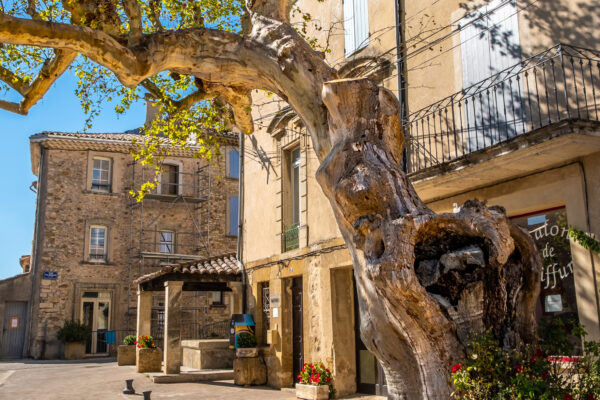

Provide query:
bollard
left=143, top=390, right=152, bottom=400
left=122, top=379, right=135, bottom=394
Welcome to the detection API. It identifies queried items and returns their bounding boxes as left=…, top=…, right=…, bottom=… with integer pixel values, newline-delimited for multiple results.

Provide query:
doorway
left=1, top=301, right=27, bottom=359
left=354, top=285, right=387, bottom=395
left=292, top=277, right=304, bottom=380
left=80, top=291, right=111, bottom=354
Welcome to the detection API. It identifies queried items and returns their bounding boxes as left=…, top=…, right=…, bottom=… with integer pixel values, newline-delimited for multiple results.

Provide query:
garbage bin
left=229, top=314, right=255, bottom=349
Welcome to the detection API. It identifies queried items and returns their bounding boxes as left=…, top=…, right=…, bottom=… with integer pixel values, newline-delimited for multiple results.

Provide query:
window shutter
left=353, top=0, right=369, bottom=53
left=343, top=0, right=355, bottom=57
left=460, top=7, right=492, bottom=88
left=487, top=0, right=520, bottom=75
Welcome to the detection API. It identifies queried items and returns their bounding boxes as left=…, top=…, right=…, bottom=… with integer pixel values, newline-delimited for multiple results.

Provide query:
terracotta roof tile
left=133, top=253, right=241, bottom=285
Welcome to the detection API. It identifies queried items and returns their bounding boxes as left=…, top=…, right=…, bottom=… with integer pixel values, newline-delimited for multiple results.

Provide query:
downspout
left=24, top=145, right=46, bottom=358
left=237, top=133, right=247, bottom=314
left=394, top=0, right=410, bottom=171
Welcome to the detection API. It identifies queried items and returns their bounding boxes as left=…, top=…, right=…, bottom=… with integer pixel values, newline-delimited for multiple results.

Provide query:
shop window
left=511, top=207, right=582, bottom=354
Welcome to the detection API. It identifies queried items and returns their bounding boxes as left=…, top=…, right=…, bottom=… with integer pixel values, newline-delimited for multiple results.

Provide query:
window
left=91, top=158, right=111, bottom=192
left=159, top=231, right=174, bottom=254
left=89, top=226, right=107, bottom=262
left=283, top=147, right=301, bottom=251
left=228, top=149, right=240, bottom=179
left=344, top=0, right=369, bottom=57
left=228, top=196, right=239, bottom=236
left=211, top=291, right=223, bottom=306
left=160, top=164, right=179, bottom=195
left=511, top=207, right=582, bottom=354
left=261, top=282, right=270, bottom=345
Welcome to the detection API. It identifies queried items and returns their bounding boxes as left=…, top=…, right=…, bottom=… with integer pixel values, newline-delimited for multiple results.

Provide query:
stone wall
left=28, top=140, right=238, bottom=359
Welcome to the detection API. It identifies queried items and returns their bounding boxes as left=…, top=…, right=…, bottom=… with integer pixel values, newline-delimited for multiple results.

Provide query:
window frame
left=91, top=157, right=112, bottom=193
left=158, top=230, right=175, bottom=254
left=158, top=162, right=181, bottom=196
left=88, top=225, right=108, bottom=263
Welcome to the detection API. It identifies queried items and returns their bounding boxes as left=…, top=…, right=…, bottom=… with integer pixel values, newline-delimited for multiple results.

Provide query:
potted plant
left=117, top=335, right=137, bottom=366
left=135, top=335, right=162, bottom=373
left=296, top=362, right=334, bottom=400
left=57, top=320, right=90, bottom=360
left=235, top=333, right=258, bottom=358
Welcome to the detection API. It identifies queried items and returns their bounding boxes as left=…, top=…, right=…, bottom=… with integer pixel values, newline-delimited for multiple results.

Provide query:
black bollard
left=122, top=379, right=135, bottom=394
left=143, top=390, right=152, bottom=400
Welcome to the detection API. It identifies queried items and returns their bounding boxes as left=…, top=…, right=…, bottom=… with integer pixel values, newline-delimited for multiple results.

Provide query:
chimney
left=145, top=93, right=161, bottom=127
left=19, top=255, right=31, bottom=274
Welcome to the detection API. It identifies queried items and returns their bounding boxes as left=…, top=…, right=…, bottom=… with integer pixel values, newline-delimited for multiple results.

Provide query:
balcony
left=405, top=44, right=600, bottom=177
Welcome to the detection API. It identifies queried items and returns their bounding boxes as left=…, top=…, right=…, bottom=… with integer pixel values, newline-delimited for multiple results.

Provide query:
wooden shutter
left=460, top=6, right=492, bottom=88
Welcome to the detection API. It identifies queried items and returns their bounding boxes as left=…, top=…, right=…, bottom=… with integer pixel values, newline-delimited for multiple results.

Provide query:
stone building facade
left=26, top=131, right=239, bottom=359
left=242, top=0, right=600, bottom=396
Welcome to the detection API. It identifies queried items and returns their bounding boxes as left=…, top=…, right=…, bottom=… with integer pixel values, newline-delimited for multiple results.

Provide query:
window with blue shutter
left=344, top=0, right=369, bottom=57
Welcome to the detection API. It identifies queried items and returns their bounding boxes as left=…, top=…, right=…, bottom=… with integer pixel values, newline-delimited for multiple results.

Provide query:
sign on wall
left=43, top=271, right=58, bottom=280
left=270, top=293, right=281, bottom=308
left=10, top=317, right=19, bottom=329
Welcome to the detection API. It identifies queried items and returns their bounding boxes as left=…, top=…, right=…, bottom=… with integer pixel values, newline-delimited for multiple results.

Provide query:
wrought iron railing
left=404, top=44, right=600, bottom=174
left=283, top=224, right=300, bottom=252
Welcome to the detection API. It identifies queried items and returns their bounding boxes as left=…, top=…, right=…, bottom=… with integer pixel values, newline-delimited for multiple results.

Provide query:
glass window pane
left=229, top=150, right=240, bottom=179
left=159, top=231, right=173, bottom=253
left=90, top=227, right=107, bottom=260
left=92, top=158, right=111, bottom=192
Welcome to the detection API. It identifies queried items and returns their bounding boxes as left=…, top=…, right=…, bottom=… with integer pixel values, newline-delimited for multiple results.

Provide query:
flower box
left=136, top=347, right=162, bottom=373
left=295, top=383, right=329, bottom=400
left=117, top=345, right=136, bottom=366
left=64, top=341, right=86, bottom=360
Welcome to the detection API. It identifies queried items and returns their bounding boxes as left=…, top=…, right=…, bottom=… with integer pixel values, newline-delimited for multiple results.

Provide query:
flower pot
left=295, top=383, right=329, bottom=400
left=64, top=341, right=86, bottom=360
left=236, top=347, right=258, bottom=358
left=136, top=347, right=162, bottom=373
left=118, top=345, right=136, bottom=366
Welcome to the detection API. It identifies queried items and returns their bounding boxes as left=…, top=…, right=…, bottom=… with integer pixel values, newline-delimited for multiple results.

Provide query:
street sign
left=43, top=271, right=58, bottom=280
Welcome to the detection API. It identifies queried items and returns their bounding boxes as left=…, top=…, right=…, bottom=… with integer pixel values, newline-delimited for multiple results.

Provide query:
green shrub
left=451, top=322, right=600, bottom=399
left=237, top=333, right=257, bottom=348
left=123, top=335, right=136, bottom=346
left=56, top=320, right=90, bottom=343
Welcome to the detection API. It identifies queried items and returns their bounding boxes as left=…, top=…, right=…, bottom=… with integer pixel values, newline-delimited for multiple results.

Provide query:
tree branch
left=247, top=0, right=292, bottom=22
left=122, top=0, right=143, bottom=44
left=0, top=65, right=29, bottom=95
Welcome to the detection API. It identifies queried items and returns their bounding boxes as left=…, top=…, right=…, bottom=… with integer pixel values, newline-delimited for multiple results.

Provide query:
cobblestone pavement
left=0, top=359, right=297, bottom=400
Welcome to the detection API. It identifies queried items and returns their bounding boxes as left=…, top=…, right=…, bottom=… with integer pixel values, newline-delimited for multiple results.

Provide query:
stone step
left=148, top=369, right=234, bottom=383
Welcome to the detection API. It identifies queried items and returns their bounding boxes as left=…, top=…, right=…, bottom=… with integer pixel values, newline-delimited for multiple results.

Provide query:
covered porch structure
left=134, top=253, right=243, bottom=375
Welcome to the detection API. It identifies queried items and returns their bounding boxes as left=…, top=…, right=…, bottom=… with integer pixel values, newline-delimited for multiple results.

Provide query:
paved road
left=0, top=359, right=297, bottom=400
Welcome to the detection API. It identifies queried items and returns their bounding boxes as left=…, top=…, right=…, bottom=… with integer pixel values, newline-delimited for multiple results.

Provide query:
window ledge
left=82, top=189, right=120, bottom=196
left=80, top=261, right=115, bottom=266
left=210, top=304, right=227, bottom=309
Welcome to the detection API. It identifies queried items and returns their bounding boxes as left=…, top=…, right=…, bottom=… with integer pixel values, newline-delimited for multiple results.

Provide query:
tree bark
left=317, top=78, right=541, bottom=399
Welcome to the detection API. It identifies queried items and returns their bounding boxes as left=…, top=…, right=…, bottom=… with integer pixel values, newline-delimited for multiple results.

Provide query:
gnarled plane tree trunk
left=0, top=5, right=542, bottom=398
left=317, top=79, right=542, bottom=399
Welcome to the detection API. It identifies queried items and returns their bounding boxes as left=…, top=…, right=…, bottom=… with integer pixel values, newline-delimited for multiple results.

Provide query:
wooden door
left=2, top=302, right=27, bottom=359
left=292, top=277, right=304, bottom=380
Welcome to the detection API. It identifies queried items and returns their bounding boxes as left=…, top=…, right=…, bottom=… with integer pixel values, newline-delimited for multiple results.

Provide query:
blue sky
left=0, top=71, right=145, bottom=279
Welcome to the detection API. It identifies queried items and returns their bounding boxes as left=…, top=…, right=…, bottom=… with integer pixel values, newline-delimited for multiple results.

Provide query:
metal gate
left=2, top=302, right=27, bottom=359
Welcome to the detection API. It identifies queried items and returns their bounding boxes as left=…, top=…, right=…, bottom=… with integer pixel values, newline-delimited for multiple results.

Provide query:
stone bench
left=181, top=339, right=234, bottom=370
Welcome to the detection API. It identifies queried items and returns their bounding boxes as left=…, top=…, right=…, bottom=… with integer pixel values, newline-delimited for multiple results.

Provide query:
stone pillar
left=137, top=288, right=152, bottom=338
left=227, top=281, right=243, bottom=314
left=163, top=281, right=184, bottom=374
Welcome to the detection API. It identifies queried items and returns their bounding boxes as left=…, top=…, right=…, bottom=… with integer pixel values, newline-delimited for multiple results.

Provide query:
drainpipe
left=24, top=145, right=46, bottom=358
left=394, top=0, right=410, bottom=171
left=236, top=132, right=247, bottom=314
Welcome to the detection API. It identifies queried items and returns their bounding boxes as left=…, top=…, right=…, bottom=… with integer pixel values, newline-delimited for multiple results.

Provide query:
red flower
left=325, top=369, right=330, bottom=373
left=534, top=349, right=546, bottom=358
left=587, top=394, right=595, bottom=400
left=451, top=363, right=462, bottom=373
left=514, top=365, right=524, bottom=374
left=326, top=377, right=331, bottom=383
left=564, top=394, right=573, bottom=400
left=302, top=368, right=306, bottom=373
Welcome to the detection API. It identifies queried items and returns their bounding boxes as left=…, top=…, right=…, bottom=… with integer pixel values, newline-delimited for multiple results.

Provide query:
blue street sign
left=43, top=271, right=58, bottom=280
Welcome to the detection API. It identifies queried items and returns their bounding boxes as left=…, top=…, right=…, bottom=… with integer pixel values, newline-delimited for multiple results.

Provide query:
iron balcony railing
left=404, top=44, right=600, bottom=174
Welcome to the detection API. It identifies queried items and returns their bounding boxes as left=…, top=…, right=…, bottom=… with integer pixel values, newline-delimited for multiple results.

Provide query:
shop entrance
left=292, top=277, right=304, bottom=380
